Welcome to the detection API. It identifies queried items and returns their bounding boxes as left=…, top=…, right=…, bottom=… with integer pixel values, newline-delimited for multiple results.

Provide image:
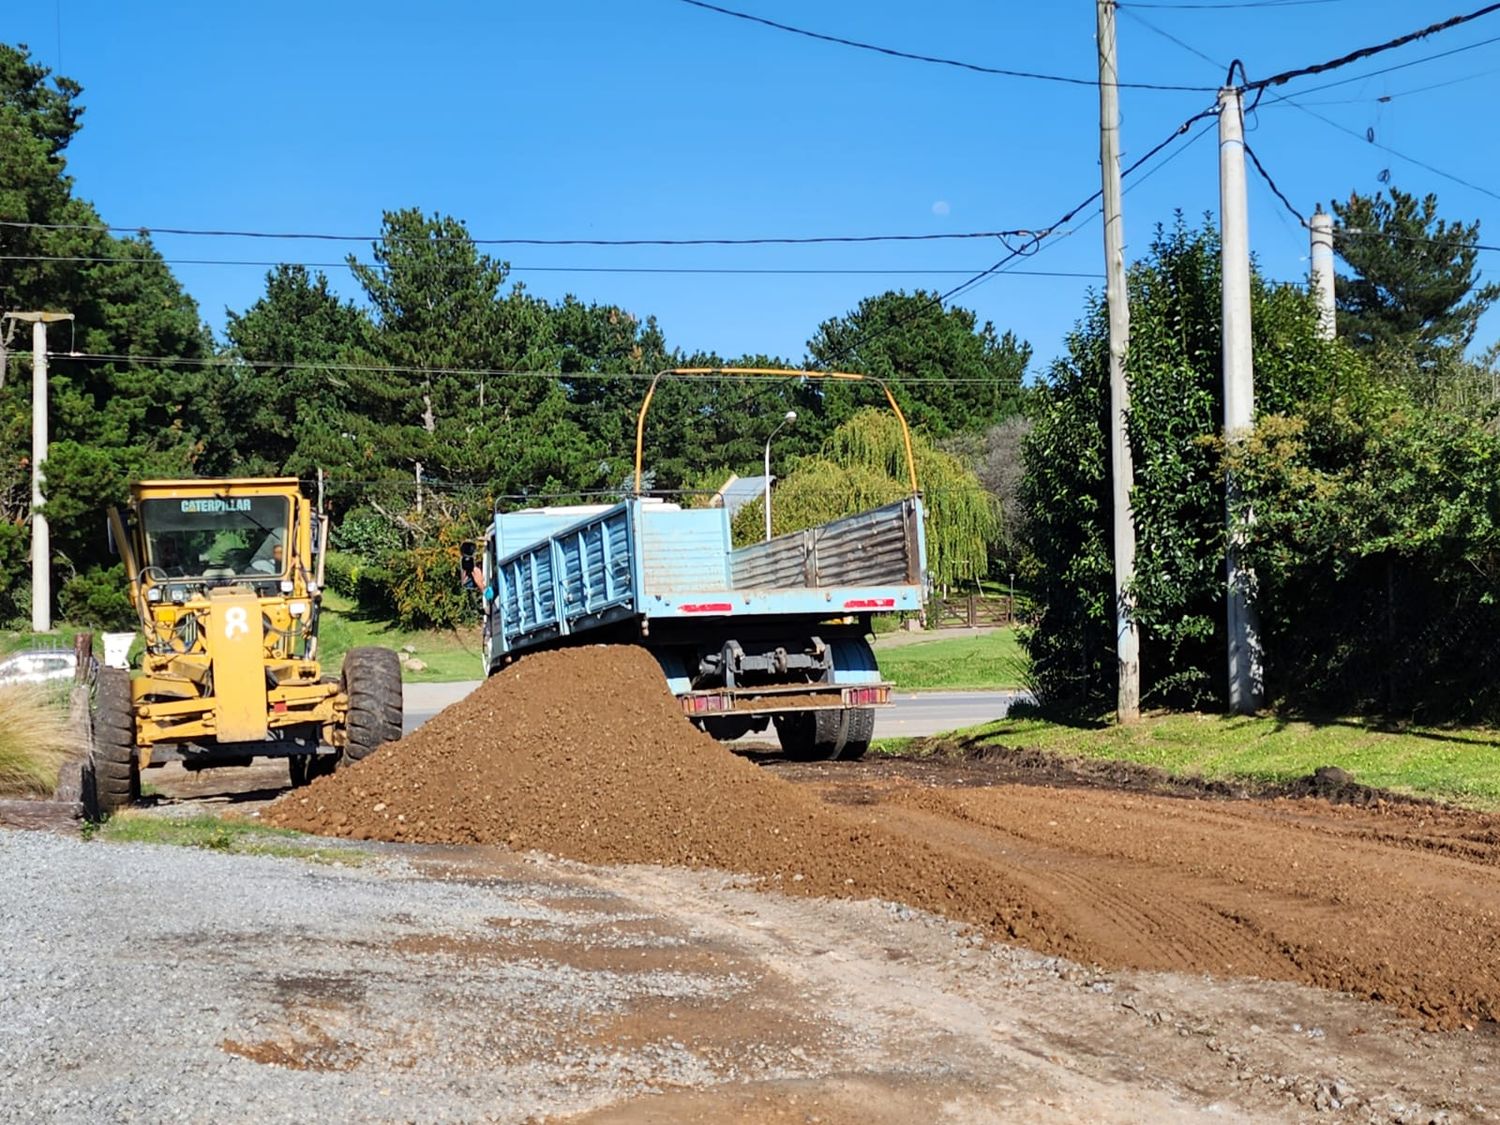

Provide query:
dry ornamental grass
left=0, top=683, right=81, bottom=797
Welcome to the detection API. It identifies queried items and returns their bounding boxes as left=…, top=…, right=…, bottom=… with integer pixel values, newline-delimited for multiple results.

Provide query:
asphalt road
left=403, top=681, right=1030, bottom=740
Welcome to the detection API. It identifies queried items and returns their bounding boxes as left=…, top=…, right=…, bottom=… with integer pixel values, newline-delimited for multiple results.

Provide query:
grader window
left=139, top=496, right=291, bottom=579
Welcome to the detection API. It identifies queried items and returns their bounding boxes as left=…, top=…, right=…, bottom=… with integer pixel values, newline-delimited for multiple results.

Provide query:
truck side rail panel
left=728, top=497, right=923, bottom=591
left=492, top=503, right=637, bottom=657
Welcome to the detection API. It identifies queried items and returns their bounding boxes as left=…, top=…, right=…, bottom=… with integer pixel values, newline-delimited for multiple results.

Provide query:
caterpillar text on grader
left=91, top=478, right=403, bottom=814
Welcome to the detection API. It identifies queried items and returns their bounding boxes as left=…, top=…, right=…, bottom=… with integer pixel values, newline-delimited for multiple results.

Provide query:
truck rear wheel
left=91, top=667, right=139, bottom=816
left=839, top=708, right=876, bottom=760
left=775, top=710, right=844, bottom=761
left=342, top=647, right=403, bottom=762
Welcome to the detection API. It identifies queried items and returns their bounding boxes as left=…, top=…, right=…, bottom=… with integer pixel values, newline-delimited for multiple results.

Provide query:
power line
left=797, top=100, right=1221, bottom=382
left=736, top=100, right=1224, bottom=372
left=1117, top=5, right=1226, bottom=70
left=24, top=113, right=1223, bottom=406
left=1243, top=3, right=1500, bottom=93
left=1122, top=0, right=1351, bottom=8
left=1255, top=33, right=1500, bottom=105
left=674, top=0, right=1218, bottom=91
left=1240, top=136, right=1500, bottom=257
left=37, top=352, right=1048, bottom=384
left=0, top=254, right=1102, bottom=280
left=1282, top=98, right=1500, bottom=203
left=0, top=220, right=1045, bottom=247
left=1243, top=142, right=1308, bottom=226
left=1276, top=67, right=1500, bottom=106
left=1334, top=227, right=1500, bottom=254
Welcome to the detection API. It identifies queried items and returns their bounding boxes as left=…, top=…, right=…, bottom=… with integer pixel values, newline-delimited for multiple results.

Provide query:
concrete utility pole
left=3, top=311, right=73, bottom=633
left=1217, top=87, right=1264, bottom=713
left=1310, top=209, right=1336, bottom=341
left=1097, top=0, right=1140, bottom=723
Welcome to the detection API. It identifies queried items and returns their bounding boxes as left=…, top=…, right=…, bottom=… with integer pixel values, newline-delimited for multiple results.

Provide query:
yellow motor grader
left=92, top=477, right=402, bottom=814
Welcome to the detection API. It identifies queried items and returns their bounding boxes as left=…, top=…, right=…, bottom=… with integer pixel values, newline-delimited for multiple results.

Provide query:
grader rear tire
left=342, top=647, right=403, bottom=762
left=91, top=667, right=139, bottom=816
left=289, top=752, right=341, bottom=787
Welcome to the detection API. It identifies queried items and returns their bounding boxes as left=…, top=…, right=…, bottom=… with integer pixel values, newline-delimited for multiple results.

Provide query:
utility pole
left=3, top=311, right=72, bottom=633
left=1217, top=86, right=1263, bottom=713
left=1097, top=0, right=1140, bottom=723
left=1309, top=208, right=1336, bottom=341
left=415, top=462, right=424, bottom=516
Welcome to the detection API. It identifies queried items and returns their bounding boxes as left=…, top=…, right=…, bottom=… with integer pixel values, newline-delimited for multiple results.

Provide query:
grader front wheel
left=342, top=647, right=403, bottom=762
left=91, top=667, right=140, bottom=816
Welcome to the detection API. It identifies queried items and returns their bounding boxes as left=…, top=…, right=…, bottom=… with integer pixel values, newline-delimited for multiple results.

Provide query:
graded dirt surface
left=270, top=645, right=1500, bottom=1034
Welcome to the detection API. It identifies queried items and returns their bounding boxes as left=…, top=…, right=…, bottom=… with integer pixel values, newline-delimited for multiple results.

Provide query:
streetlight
left=763, top=410, right=797, bottom=542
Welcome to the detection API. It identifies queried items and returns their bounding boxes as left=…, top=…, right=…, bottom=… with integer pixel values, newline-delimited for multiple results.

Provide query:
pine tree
left=1332, top=187, right=1499, bottom=365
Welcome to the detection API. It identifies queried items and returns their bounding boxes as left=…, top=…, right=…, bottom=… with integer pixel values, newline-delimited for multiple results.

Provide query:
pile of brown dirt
left=270, top=646, right=1075, bottom=953
left=271, top=645, right=1500, bottom=1029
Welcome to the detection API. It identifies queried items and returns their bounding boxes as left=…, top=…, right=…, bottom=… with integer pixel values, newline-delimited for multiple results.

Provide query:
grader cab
left=92, top=478, right=402, bottom=814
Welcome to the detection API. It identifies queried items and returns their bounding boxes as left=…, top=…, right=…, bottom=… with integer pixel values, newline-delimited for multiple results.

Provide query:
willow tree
left=732, top=409, right=999, bottom=589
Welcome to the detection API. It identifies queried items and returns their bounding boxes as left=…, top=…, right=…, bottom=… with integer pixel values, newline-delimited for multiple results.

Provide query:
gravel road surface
left=5, top=828, right=1495, bottom=1123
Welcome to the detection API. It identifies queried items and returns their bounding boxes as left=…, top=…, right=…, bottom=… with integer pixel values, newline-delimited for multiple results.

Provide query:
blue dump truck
left=461, top=368, right=930, bottom=760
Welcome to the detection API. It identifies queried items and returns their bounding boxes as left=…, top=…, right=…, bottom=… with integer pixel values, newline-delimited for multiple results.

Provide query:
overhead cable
left=1121, top=0, right=1351, bottom=8
left=1283, top=99, right=1500, bottom=203
left=0, top=255, right=1103, bottom=280
left=1255, top=33, right=1500, bottom=105
left=38, top=353, right=1051, bottom=384
left=675, top=0, right=1217, bottom=90
left=1333, top=227, right=1500, bottom=253
left=1243, top=143, right=1308, bottom=226
left=1242, top=3, right=1500, bottom=93
left=1118, top=5, right=1226, bottom=69
left=0, top=220, right=1048, bottom=247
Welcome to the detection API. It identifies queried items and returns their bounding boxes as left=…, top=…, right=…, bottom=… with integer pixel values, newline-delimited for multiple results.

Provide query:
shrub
left=58, top=565, right=135, bottom=629
left=333, top=507, right=405, bottom=559
left=386, top=542, right=476, bottom=630
left=322, top=551, right=395, bottom=615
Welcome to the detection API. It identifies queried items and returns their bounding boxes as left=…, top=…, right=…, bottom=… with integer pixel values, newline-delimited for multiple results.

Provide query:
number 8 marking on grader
left=224, top=606, right=250, bottom=639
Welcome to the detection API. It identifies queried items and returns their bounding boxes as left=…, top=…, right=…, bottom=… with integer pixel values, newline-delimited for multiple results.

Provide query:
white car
left=0, top=649, right=78, bottom=686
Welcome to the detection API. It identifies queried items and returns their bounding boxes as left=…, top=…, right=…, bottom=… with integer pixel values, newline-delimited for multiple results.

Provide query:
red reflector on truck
left=844, top=598, right=895, bottom=609
left=680, top=603, right=733, bottom=613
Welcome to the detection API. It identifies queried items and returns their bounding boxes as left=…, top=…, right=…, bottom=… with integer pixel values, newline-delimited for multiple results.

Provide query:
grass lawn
left=0, top=625, right=91, bottom=656
left=96, top=811, right=364, bottom=863
left=316, top=591, right=482, bottom=683
left=901, top=711, right=1500, bottom=809
left=874, top=628, right=1028, bottom=692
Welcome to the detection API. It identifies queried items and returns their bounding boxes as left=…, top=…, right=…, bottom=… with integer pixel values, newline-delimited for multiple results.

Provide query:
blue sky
left=11, top=1, right=1500, bottom=373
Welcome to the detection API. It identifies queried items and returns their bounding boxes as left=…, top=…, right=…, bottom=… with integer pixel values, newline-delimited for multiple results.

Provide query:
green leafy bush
left=333, top=506, right=405, bottom=559
left=1233, top=400, right=1500, bottom=719
left=58, top=565, right=135, bottom=629
left=322, top=551, right=395, bottom=615
left=1020, top=220, right=1356, bottom=713
left=386, top=538, right=476, bottom=630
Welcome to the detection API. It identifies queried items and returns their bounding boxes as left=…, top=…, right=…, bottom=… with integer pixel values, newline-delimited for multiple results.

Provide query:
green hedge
left=322, top=551, right=395, bottom=616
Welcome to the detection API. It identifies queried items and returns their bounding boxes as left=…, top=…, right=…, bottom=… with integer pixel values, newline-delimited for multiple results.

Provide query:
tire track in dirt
left=270, top=645, right=1500, bottom=1029
left=861, top=785, right=1500, bottom=1028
